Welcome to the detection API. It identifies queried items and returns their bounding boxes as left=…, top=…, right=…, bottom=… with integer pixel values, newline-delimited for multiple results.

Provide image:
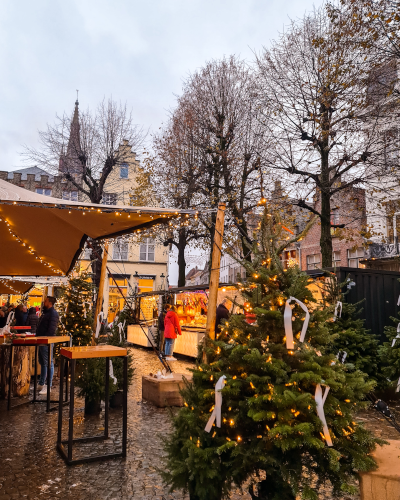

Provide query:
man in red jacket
left=163, top=305, right=181, bottom=361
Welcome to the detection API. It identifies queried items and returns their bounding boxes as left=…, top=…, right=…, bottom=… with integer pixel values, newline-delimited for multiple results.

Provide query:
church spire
left=58, top=95, right=83, bottom=176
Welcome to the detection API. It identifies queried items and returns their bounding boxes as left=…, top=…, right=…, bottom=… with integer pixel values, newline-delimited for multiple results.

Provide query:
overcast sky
left=1, top=0, right=323, bottom=284
left=1, top=0, right=323, bottom=173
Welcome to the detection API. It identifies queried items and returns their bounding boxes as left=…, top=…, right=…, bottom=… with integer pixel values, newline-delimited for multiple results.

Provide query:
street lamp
left=160, top=273, right=165, bottom=290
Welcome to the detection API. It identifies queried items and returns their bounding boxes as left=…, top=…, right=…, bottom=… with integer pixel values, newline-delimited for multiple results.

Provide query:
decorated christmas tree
left=323, top=277, right=382, bottom=385
left=162, top=209, right=382, bottom=500
left=379, top=311, right=400, bottom=394
left=57, top=266, right=95, bottom=346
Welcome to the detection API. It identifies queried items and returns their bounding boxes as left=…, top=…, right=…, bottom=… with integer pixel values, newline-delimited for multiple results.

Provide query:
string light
left=0, top=217, right=63, bottom=275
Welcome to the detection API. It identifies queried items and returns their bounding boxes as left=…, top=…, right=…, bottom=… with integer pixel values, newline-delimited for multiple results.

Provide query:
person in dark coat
left=158, top=305, right=167, bottom=353
left=216, top=298, right=232, bottom=334
left=26, top=307, right=39, bottom=334
left=14, top=304, right=25, bottom=326
left=0, top=309, right=6, bottom=328
left=37, top=296, right=59, bottom=393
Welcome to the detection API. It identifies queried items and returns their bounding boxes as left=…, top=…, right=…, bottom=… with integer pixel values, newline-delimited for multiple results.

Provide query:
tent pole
left=92, top=241, right=109, bottom=345
left=204, top=203, right=226, bottom=361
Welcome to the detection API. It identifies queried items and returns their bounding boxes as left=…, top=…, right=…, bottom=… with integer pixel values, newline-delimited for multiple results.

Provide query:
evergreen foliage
left=76, top=357, right=117, bottom=403
left=324, top=278, right=381, bottom=384
left=57, top=266, right=95, bottom=346
left=162, top=210, right=382, bottom=500
left=379, top=312, right=400, bottom=393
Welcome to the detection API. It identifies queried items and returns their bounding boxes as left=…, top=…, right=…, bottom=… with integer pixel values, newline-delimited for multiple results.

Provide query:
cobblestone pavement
left=0, top=347, right=399, bottom=500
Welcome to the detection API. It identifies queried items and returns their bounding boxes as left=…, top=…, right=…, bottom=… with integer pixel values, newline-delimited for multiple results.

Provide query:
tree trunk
left=251, top=475, right=296, bottom=500
left=177, top=229, right=187, bottom=288
left=0, top=346, right=31, bottom=399
left=320, top=188, right=333, bottom=268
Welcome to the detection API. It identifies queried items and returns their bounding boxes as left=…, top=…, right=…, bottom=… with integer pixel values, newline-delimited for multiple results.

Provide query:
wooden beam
left=205, top=203, right=226, bottom=344
left=92, top=241, right=109, bottom=345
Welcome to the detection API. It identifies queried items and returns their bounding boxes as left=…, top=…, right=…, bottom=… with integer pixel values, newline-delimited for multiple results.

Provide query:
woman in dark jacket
left=26, top=307, right=39, bottom=334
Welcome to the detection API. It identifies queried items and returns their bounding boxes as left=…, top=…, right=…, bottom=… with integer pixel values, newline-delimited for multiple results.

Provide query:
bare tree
left=255, top=7, right=391, bottom=267
left=132, top=104, right=207, bottom=287
left=23, top=97, right=145, bottom=285
left=176, top=56, right=270, bottom=266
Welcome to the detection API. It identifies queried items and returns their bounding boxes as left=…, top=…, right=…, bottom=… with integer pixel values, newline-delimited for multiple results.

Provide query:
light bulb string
left=0, top=216, right=63, bottom=275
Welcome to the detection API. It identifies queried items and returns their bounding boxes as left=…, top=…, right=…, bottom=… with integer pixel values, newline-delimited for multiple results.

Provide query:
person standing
left=26, top=307, right=39, bottom=334
left=164, top=305, right=181, bottom=361
left=36, top=296, right=59, bottom=394
left=216, top=298, right=232, bottom=334
left=158, top=304, right=167, bottom=353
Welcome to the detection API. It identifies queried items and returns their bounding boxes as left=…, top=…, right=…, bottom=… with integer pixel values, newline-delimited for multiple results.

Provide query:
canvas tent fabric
left=0, top=178, right=193, bottom=277
left=0, top=278, right=34, bottom=295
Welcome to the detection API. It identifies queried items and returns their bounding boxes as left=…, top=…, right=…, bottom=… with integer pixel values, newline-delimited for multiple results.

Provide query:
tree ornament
left=204, top=375, right=226, bottom=433
left=283, top=296, right=310, bottom=349
left=315, top=384, right=333, bottom=447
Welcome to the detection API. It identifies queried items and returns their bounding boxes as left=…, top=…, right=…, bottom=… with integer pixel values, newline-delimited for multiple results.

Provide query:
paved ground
left=0, top=347, right=399, bottom=500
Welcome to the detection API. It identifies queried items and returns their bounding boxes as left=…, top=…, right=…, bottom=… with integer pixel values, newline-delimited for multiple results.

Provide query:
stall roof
left=0, top=178, right=194, bottom=276
left=0, top=278, right=34, bottom=295
left=134, top=283, right=235, bottom=298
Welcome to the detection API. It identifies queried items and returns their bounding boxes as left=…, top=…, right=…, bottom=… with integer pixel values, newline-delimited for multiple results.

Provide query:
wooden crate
left=360, top=440, right=400, bottom=500
left=142, top=373, right=192, bottom=407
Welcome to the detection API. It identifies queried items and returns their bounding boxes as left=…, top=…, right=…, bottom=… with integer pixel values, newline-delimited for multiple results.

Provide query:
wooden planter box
left=142, top=373, right=192, bottom=407
left=360, top=440, right=400, bottom=500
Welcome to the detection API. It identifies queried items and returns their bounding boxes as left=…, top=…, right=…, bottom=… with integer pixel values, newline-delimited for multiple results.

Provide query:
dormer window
left=120, top=163, right=129, bottom=179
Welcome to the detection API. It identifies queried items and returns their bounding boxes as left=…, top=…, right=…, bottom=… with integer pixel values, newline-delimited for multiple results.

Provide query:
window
left=120, top=163, right=129, bottom=179
left=348, top=247, right=365, bottom=268
left=62, top=191, right=78, bottom=201
left=331, top=210, right=340, bottom=236
left=281, top=249, right=297, bottom=269
left=36, top=188, right=52, bottom=196
left=112, top=239, right=129, bottom=260
left=103, top=193, right=117, bottom=205
left=332, top=251, right=341, bottom=267
left=140, top=238, right=155, bottom=262
left=306, top=254, right=321, bottom=270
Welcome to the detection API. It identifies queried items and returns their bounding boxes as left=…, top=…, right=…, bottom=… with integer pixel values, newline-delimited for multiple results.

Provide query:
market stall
left=128, top=284, right=241, bottom=357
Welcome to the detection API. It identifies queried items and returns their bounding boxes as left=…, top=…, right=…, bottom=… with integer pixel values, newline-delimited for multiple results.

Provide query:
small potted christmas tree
left=162, top=208, right=383, bottom=500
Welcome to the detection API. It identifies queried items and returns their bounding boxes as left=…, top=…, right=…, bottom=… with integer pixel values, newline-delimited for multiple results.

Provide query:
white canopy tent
left=0, top=178, right=194, bottom=277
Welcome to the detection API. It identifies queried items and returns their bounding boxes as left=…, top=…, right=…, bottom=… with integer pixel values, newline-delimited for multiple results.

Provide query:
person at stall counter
left=36, top=296, right=59, bottom=395
left=216, top=298, right=232, bottom=334
left=26, top=307, right=39, bottom=334
left=164, top=305, right=181, bottom=361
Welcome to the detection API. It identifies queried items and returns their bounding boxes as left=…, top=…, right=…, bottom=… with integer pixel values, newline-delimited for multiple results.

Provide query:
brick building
left=282, top=187, right=367, bottom=270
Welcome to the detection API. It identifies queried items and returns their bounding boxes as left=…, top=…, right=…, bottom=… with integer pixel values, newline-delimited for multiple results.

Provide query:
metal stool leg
left=33, top=345, right=38, bottom=401
left=7, top=345, right=13, bottom=411
left=68, top=359, right=76, bottom=462
left=105, top=357, right=109, bottom=439
left=47, top=344, right=51, bottom=412
left=57, top=356, right=64, bottom=446
left=122, top=356, right=128, bottom=457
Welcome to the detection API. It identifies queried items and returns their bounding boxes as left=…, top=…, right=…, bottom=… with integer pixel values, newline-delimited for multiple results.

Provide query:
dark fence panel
left=306, top=267, right=400, bottom=343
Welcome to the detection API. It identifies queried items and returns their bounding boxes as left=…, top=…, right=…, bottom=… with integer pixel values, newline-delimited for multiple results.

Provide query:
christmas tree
left=57, top=266, right=95, bottom=346
left=323, top=277, right=382, bottom=385
left=378, top=312, right=400, bottom=393
left=162, top=209, right=382, bottom=500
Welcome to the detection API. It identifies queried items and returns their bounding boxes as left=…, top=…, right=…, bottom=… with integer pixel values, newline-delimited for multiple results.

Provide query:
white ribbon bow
left=117, top=321, right=126, bottom=342
left=6, top=310, right=14, bottom=327
left=315, top=383, right=333, bottom=447
left=95, top=312, right=104, bottom=338
left=205, top=375, right=226, bottom=433
left=396, top=378, right=400, bottom=393
left=284, top=297, right=310, bottom=349
left=392, top=323, right=400, bottom=347
left=109, top=360, right=117, bottom=385
left=397, top=295, right=400, bottom=307
left=333, top=301, right=342, bottom=322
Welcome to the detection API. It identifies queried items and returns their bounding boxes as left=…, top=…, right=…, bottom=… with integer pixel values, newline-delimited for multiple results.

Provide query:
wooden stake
left=205, top=203, right=226, bottom=344
left=92, top=241, right=109, bottom=345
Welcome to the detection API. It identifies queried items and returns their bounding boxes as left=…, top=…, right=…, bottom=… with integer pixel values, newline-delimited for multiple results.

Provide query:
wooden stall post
left=205, top=203, right=226, bottom=353
left=92, top=241, right=109, bottom=345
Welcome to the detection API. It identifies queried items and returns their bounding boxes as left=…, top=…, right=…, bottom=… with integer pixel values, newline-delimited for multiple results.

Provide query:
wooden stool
left=8, top=336, right=71, bottom=412
left=57, top=345, right=128, bottom=465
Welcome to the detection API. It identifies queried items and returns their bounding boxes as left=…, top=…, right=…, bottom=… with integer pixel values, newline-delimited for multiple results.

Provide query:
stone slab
left=142, top=373, right=192, bottom=407
left=360, top=440, right=400, bottom=500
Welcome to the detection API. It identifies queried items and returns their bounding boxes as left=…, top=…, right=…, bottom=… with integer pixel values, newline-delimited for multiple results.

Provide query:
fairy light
left=0, top=217, right=63, bottom=275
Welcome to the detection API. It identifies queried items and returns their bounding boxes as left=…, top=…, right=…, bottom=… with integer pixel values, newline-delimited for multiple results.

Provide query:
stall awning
left=0, top=278, right=34, bottom=295
left=0, top=179, right=194, bottom=276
